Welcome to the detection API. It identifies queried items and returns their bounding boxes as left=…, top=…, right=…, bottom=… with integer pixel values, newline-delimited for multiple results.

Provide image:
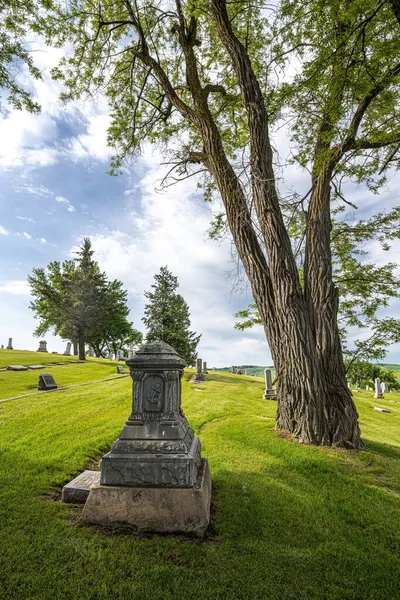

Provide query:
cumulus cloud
left=0, top=225, right=8, bottom=235
left=79, top=148, right=269, bottom=367
left=56, top=195, right=76, bottom=212
left=23, top=232, right=32, bottom=239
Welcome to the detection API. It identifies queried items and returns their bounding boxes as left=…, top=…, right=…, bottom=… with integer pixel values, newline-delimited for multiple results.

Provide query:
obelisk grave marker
left=81, top=341, right=211, bottom=536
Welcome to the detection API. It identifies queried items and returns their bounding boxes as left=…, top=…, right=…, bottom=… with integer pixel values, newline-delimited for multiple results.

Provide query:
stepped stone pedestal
left=80, top=341, right=211, bottom=536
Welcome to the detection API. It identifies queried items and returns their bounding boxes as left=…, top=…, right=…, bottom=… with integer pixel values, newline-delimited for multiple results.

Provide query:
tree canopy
left=35, top=0, right=400, bottom=447
left=28, top=238, right=139, bottom=360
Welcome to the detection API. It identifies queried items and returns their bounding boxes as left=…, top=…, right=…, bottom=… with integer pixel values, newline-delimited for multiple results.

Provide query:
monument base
left=81, top=459, right=211, bottom=537
left=262, top=392, right=277, bottom=400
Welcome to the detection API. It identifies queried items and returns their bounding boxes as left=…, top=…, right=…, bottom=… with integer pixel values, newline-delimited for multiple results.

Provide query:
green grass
left=1, top=358, right=400, bottom=599
left=0, top=350, right=126, bottom=400
left=0, top=348, right=82, bottom=368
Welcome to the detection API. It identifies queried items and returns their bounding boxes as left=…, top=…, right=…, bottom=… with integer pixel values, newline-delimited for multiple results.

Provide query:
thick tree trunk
left=303, top=172, right=363, bottom=447
left=73, top=340, right=78, bottom=356
left=78, top=331, right=86, bottom=361
left=175, top=0, right=364, bottom=448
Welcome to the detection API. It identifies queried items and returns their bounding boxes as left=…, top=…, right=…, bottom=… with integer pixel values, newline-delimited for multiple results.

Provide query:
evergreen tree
left=29, top=239, right=138, bottom=360
left=142, top=267, right=200, bottom=365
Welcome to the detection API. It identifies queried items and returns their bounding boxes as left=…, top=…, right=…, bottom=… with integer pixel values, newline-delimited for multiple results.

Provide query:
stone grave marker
left=38, top=374, right=57, bottom=391
left=374, top=378, right=384, bottom=399
left=191, top=357, right=205, bottom=383
left=28, top=365, right=45, bottom=370
left=63, top=342, right=71, bottom=356
left=1, top=345, right=3, bottom=349
left=80, top=341, right=211, bottom=536
left=116, top=365, right=125, bottom=374
left=7, top=365, right=28, bottom=371
left=37, top=340, right=48, bottom=352
left=373, top=407, right=390, bottom=413
left=88, top=347, right=95, bottom=357
left=203, top=360, right=208, bottom=373
left=263, top=368, right=277, bottom=400
left=62, top=471, right=101, bottom=503
left=6, top=338, right=13, bottom=350
left=382, top=382, right=390, bottom=393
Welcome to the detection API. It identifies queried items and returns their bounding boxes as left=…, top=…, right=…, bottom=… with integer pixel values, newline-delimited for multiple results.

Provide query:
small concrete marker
left=373, top=407, right=391, bottom=413
left=62, top=471, right=101, bottom=504
left=116, top=365, right=125, bottom=374
left=7, top=365, right=28, bottom=371
left=28, top=365, right=45, bottom=370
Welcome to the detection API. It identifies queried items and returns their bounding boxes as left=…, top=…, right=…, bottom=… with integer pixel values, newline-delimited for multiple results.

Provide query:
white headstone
left=374, top=378, right=384, bottom=399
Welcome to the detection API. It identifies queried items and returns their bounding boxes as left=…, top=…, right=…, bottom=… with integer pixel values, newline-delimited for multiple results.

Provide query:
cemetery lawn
left=0, top=351, right=126, bottom=400
left=1, top=362, right=400, bottom=599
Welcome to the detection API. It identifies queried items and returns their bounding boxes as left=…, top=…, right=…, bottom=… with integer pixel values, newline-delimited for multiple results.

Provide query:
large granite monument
left=81, top=341, right=211, bottom=535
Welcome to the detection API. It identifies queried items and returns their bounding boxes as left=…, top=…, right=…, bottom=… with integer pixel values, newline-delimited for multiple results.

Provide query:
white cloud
left=0, top=280, right=30, bottom=295
left=79, top=147, right=270, bottom=367
left=40, top=238, right=47, bottom=244
left=17, top=216, right=36, bottom=223
left=0, top=225, right=8, bottom=235
left=23, top=232, right=32, bottom=239
left=55, top=195, right=76, bottom=213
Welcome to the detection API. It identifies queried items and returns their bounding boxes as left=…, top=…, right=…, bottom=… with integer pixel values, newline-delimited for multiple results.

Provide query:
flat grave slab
left=62, top=470, right=101, bottom=504
left=7, top=365, right=28, bottom=371
left=28, top=365, right=45, bottom=370
left=373, top=407, right=391, bottom=413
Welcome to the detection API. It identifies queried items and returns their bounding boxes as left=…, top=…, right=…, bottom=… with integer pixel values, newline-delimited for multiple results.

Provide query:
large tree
left=29, top=239, right=136, bottom=360
left=43, top=0, right=400, bottom=447
left=143, top=266, right=200, bottom=365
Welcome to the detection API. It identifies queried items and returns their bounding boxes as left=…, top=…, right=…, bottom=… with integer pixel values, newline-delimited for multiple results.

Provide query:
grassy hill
left=1, top=351, right=400, bottom=599
left=218, top=365, right=274, bottom=377
left=0, top=349, right=127, bottom=400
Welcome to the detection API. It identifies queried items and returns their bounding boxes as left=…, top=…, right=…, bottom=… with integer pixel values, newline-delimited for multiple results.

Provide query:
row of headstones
left=2, top=339, right=134, bottom=360
left=348, top=378, right=390, bottom=396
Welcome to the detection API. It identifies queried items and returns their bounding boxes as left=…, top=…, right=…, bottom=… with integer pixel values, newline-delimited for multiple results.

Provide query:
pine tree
left=29, top=239, right=139, bottom=360
left=142, top=267, right=200, bottom=365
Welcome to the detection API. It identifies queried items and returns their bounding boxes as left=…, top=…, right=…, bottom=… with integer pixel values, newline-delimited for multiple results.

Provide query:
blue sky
left=0, top=42, right=399, bottom=366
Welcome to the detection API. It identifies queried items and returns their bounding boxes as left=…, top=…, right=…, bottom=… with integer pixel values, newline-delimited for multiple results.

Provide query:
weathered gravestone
left=63, top=342, right=72, bottom=356
left=382, top=382, right=390, bottom=393
left=203, top=360, right=208, bottom=373
left=190, top=357, right=204, bottom=383
left=231, top=366, right=235, bottom=374
left=7, top=365, right=28, bottom=371
left=263, top=368, right=277, bottom=400
left=1, top=345, right=3, bottom=349
left=38, top=374, right=57, bottom=391
left=62, top=471, right=101, bottom=503
left=116, top=365, right=125, bottom=374
left=37, top=340, right=48, bottom=353
left=81, top=341, right=211, bottom=535
left=374, top=378, right=384, bottom=399
left=128, top=350, right=134, bottom=359
left=88, top=347, right=95, bottom=357
left=6, top=338, right=13, bottom=350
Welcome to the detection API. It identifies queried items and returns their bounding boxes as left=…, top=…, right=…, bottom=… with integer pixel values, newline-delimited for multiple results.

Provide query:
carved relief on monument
left=143, top=374, right=165, bottom=412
